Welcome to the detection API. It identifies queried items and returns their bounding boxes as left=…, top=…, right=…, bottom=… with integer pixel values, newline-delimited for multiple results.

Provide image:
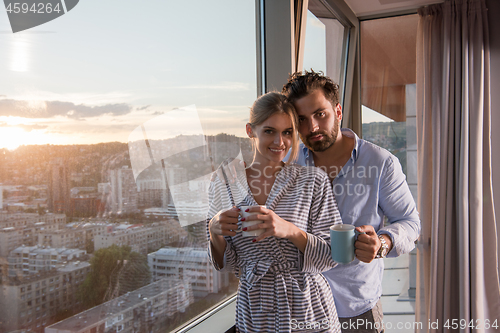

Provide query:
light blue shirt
left=290, top=128, right=420, bottom=317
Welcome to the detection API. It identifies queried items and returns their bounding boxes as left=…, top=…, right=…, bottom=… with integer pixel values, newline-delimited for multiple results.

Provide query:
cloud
left=136, top=105, right=151, bottom=111
left=0, top=121, right=48, bottom=131
left=45, top=121, right=138, bottom=134
left=169, top=82, right=251, bottom=91
left=0, top=99, right=132, bottom=119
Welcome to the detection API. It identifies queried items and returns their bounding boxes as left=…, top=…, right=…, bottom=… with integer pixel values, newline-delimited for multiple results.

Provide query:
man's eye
left=298, top=118, right=305, bottom=123
left=264, top=130, right=273, bottom=134
left=318, top=112, right=325, bottom=117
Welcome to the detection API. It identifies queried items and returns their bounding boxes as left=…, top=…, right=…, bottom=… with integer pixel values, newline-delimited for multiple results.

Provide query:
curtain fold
left=416, top=0, right=500, bottom=332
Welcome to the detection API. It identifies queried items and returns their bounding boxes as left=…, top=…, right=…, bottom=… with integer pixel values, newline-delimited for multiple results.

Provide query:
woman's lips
left=269, top=148, right=285, bottom=154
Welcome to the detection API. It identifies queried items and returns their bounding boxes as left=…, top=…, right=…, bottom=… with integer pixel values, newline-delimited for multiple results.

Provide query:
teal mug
left=330, top=224, right=362, bottom=264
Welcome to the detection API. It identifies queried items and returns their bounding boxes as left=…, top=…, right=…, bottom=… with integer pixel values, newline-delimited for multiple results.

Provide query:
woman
left=207, top=92, right=342, bottom=332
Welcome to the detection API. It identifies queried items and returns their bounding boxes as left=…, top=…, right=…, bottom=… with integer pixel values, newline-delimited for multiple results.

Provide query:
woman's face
left=247, top=112, right=294, bottom=166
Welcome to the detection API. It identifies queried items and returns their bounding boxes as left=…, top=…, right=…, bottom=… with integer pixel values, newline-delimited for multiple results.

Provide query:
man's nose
left=307, top=119, right=319, bottom=133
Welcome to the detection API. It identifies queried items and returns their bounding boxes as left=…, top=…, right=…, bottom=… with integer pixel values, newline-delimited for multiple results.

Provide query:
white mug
left=239, top=205, right=266, bottom=237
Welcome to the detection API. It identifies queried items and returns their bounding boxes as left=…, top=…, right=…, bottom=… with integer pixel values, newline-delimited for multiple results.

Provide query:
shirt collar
left=341, top=128, right=360, bottom=163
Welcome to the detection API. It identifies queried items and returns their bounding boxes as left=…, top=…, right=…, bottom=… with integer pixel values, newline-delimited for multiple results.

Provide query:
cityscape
left=0, top=134, right=252, bottom=333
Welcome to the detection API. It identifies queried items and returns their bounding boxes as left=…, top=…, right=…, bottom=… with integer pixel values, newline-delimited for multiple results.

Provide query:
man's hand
left=354, top=225, right=392, bottom=263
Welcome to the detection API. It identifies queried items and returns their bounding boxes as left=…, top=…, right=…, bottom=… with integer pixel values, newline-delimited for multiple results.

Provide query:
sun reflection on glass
left=10, top=35, right=31, bottom=72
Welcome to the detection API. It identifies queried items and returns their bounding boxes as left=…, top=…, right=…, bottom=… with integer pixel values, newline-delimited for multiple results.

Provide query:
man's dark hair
left=282, top=70, right=340, bottom=107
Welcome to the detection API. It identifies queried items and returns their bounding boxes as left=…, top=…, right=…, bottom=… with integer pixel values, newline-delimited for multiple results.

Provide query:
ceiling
left=344, top=0, right=445, bottom=17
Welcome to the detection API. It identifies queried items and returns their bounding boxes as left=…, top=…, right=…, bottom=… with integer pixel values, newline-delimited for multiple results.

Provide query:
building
left=109, top=166, right=139, bottom=215
left=97, top=183, right=110, bottom=195
left=0, top=214, right=66, bottom=257
left=0, top=213, right=66, bottom=230
left=38, top=228, right=87, bottom=251
left=48, top=159, right=70, bottom=214
left=0, top=227, right=24, bottom=257
left=137, top=188, right=163, bottom=209
left=0, top=261, right=91, bottom=333
left=36, top=222, right=110, bottom=254
left=44, top=279, right=193, bottom=333
left=148, top=247, right=230, bottom=299
left=65, top=221, right=109, bottom=242
left=8, top=245, right=87, bottom=277
left=69, top=197, right=99, bottom=217
left=94, top=222, right=185, bottom=255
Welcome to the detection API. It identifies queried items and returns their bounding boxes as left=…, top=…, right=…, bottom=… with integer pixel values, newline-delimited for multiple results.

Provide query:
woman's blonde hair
left=248, top=92, right=299, bottom=164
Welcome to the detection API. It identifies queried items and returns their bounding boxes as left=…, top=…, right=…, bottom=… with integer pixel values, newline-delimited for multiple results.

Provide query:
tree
left=77, top=245, right=151, bottom=308
left=85, top=239, right=94, bottom=254
left=117, top=251, right=151, bottom=295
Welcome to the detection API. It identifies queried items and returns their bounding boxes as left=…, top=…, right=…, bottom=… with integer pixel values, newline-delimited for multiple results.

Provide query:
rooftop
left=46, top=278, right=187, bottom=331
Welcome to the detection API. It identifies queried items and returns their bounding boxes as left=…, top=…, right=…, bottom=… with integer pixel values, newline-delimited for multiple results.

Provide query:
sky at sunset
left=0, top=0, right=258, bottom=150
left=0, top=1, right=391, bottom=151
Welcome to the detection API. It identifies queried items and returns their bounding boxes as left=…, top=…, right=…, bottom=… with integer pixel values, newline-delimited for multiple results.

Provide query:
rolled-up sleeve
left=206, top=177, right=238, bottom=271
left=377, top=155, right=421, bottom=257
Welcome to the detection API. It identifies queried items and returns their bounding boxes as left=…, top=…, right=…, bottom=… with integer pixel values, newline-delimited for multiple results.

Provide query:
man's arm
left=377, top=154, right=420, bottom=258
left=354, top=154, right=420, bottom=262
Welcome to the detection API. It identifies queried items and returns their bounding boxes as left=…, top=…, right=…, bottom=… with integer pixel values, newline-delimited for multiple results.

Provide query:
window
left=302, top=0, right=350, bottom=105
left=0, top=0, right=256, bottom=332
left=360, top=14, right=418, bottom=200
left=360, top=13, right=419, bottom=325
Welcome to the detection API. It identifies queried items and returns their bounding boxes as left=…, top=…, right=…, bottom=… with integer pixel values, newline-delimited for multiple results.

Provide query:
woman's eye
left=264, top=130, right=273, bottom=134
left=318, top=112, right=325, bottom=117
left=283, top=131, right=291, bottom=135
left=298, top=118, right=304, bottom=123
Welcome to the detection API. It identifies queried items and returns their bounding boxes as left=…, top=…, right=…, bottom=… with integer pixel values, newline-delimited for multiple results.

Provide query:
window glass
left=360, top=14, right=418, bottom=192
left=0, top=1, right=256, bottom=332
left=303, top=0, right=347, bottom=99
left=360, top=14, right=419, bottom=328
left=303, top=10, right=327, bottom=73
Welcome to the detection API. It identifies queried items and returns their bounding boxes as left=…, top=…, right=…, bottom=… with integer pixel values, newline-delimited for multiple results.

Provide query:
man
left=282, top=70, right=420, bottom=333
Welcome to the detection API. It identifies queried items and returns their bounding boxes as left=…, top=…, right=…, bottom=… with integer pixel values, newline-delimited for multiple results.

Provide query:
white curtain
left=416, top=0, right=500, bottom=332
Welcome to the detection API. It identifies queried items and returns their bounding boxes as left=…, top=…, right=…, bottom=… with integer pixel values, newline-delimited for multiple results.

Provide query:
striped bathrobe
left=207, top=164, right=342, bottom=333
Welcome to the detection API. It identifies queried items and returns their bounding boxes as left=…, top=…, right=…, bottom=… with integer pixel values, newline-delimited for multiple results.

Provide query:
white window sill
left=175, top=295, right=236, bottom=333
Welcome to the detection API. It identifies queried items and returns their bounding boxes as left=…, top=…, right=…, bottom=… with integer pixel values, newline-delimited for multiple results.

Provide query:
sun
left=0, top=127, right=25, bottom=150
left=0, top=127, right=52, bottom=150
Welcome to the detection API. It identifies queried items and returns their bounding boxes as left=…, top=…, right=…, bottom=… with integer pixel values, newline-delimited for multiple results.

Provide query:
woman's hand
left=209, top=206, right=240, bottom=268
left=242, top=206, right=307, bottom=252
left=209, top=206, right=241, bottom=237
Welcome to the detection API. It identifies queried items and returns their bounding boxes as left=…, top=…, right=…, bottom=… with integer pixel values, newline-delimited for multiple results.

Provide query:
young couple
left=207, top=71, right=420, bottom=333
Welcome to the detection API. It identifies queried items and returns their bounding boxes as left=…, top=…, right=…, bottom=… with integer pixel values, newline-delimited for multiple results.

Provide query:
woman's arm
left=206, top=176, right=240, bottom=271
left=208, top=207, right=240, bottom=268
left=241, top=205, right=308, bottom=252
left=301, top=171, right=341, bottom=273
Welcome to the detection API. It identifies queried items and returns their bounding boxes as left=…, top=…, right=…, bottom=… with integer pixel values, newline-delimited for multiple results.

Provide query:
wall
left=486, top=0, right=500, bottom=263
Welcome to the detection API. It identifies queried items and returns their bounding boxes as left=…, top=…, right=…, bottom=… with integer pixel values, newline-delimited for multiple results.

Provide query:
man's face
left=293, top=89, right=341, bottom=152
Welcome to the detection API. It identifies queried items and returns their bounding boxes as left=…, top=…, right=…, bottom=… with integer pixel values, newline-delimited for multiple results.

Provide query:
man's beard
left=301, top=119, right=339, bottom=152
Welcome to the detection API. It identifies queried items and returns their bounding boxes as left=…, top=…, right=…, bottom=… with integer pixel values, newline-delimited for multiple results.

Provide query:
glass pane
left=361, top=14, right=418, bottom=183
left=0, top=1, right=256, bottom=332
left=303, top=10, right=327, bottom=74
left=360, top=14, right=418, bottom=330
left=303, top=4, right=346, bottom=90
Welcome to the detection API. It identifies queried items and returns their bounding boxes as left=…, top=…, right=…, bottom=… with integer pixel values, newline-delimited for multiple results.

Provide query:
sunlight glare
left=10, top=35, right=31, bottom=72
left=0, top=127, right=52, bottom=150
